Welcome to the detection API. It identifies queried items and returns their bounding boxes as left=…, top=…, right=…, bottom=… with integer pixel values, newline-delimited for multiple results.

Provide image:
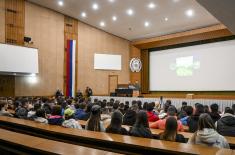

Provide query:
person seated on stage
left=74, top=102, right=86, bottom=120
left=147, top=103, right=159, bottom=122
left=180, top=106, right=193, bottom=126
left=34, top=108, right=48, bottom=124
left=216, top=107, right=235, bottom=137
left=158, top=100, right=171, bottom=119
left=187, top=103, right=204, bottom=133
left=27, top=102, right=41, bottom=120
left=123, top=104, right=139, bottom=126
left=62, top=108, right=82, bottom=129
left=85, top=105, right=105, bottom=132
left=0, top=100, right=13, bottom=117
left=157, top=116, right=186, bottom=143
left=188, top=113, right=229, bottom=149
left=129, top=110, right=153, bottom=138
left=203, top=105, right=210, bottom=113
left=209, top=103, right=221, bottom=123
left=15, top=98, right=29, bottom=119
left=177, top=101, right=187, bottom=119
left=106, top=110, right=128, bottom=135
left=47, top=105, right=64, bottom=125
left=150, top=106, right=184, bottom=132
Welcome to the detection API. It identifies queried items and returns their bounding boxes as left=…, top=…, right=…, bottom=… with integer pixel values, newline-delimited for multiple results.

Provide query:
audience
left=150, top=106, right=184, bottom=131
left=62, top=108, right=82, bottom=129
left=158, top=117, right=186, bottom=143
left=129, top=110, right=152, bottom=138
left=34, top=109, right=48, bottom=124
left=85, top=105, right=105, bottom=132
left=209, top=103, right=221, bottom=123
left=106, top=110, right=128, bottom=135
left=48, top=105, right=64, bottom=125
left=216, top=107, right=235, bottom=136
left=188, top=113, right=229, bottom=148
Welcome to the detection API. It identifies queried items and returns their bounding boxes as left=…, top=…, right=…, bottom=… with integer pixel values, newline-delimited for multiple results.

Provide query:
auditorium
left=1, top=0, right=235, bottom=154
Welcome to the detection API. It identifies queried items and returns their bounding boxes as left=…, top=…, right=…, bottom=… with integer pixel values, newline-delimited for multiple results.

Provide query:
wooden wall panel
left=141, top=50, right=149, bottom=94
left=130, top=45, right=141, bottom=84
left=64, top=16, right=78, bottom=95
left=0, top=75, right=15, bottom=97
left=14, top=2, right=64, bottom=96
left=77, top=22, right=130, bottom=95
left=0, top=0, right=5, bottom=43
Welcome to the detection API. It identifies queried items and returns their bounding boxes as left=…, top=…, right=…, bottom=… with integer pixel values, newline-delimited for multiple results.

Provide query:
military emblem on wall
left=130, top=58, right=142, bottom=72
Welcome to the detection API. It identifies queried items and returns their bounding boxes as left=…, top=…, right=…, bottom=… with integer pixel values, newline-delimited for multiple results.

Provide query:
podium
left=114, top=84, right=140, bottom=97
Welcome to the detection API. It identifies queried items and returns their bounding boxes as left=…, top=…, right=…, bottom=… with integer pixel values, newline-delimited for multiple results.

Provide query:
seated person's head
left=167, top=106, right=177, bottom=117
left=131, top=104, right=139, bottom=112
left=185, top=106, right=193, bottom=116
left=113, top=102, right=119, bottom=110
left=203, top=105, right=210, bottom=113
left=0, top=101, right=7, bottom=110
left=36, top=109, right=46, bottom=118
left=198, top=113, right=215, bottom=130
left=64, top=108, right=75, bottom=120
left=51, top=105, right=62, bottom=116
left=135, top=110, right=149, bottom=128
left=165, top=100, right=172, bottom=106
left=146, top=103, right=154, bottom=112
left=195, top=103, right=204, bottom=115
left=110, top=110, right=123, bottom=128
left=79, top=102, right=86, bottom=110
left=160, top=116, right=178, bottom=141
left=34, top=103, right=41, bottom=111
left=224, top=107, right=234, bottom=115
left=210, top=103, right=219, bottom=113
left=143, top=102, right=148, bottom=110
left=182, top=101, right=187, bottom=107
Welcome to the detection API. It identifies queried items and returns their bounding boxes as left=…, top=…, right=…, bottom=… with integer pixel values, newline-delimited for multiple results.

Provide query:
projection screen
left=149, top=39, right=235, bottom=91
left=0, top=43, right=39, bottom=74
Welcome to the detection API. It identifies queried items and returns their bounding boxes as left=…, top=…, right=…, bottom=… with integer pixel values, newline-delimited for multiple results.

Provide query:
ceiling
left=28, top=0, right=220, bottom=41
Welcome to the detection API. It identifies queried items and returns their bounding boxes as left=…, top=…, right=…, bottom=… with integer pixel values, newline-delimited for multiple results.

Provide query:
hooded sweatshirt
left=34, top=117, right=48, bottom=124
left=216, top=113, right=235, bottom=136
left=188, top=128, right=229, bottom=149
left=62, top=119, right=82, bottom=129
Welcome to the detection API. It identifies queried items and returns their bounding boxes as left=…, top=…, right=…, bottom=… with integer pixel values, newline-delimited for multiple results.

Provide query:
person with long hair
left=188, top=113, right=229, bottom=148
left=106, top=110, right=128, bottom=135
left=129, top=110, right=152, bottom=138
left=85, top=105, right=105, bottom=132
left=158, top=117, right=186, bottom=143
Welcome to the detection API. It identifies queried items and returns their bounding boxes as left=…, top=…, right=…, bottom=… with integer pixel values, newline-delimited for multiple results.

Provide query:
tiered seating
left=0, top=116, right=234, bottom=155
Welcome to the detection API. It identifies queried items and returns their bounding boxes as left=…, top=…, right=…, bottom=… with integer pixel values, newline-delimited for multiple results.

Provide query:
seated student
left=187, top=103, right=204, bottom=133
left=27, top=103, right=41, bottom=120
left=123, top=104, right=139, bottom=126
left=150, top=106, right=184, bottom=131
left=85, top=105, right=105, bottom=132
left=143, top=102, right=148, bottom=111
left=177, top=102, right=187, bottom=119
left=188, top=113, right=229, bottom=149
left=15, top=98, right=29, bottom=119
left=203, top=105, right=210, bottom=113
left=74, top=102, right=86, bottom=120
left=82, top=103, right=93, bottom=121
left=146, top=103, right=159, bottom=122
left=118, top=103, right=125, bottom=115
left=129, top=110, right=152, bottom=138
left=216, top=107, right=235, bottom=136
left=180, top=106, right=193, bottom=126
left=34, top=109, right=48, bottom=124
left=62, top=108, right=82, bottom=129
left=42, top=103, right=52, bottom=115
left=137, top=100, right=143, bottom=110
left=158, top=101, right=171, bottom=119
left=47, top=105, right=64, bottom=125
left=158, top=117, right=186, bottom=143
left=106, top=110, right=128, bottom=135
left=209, top=103, right=221, bottom=123
left=0, top=101, right=13, bottom=117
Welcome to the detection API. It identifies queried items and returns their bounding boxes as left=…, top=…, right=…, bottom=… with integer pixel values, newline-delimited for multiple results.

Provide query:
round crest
left=130, top=58, right=142, bottom=72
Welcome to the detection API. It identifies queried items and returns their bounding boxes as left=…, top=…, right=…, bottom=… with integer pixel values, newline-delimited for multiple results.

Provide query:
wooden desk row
left=0, top=128, right=121, bottom=155
left=0, top=116, right=233, bottom=155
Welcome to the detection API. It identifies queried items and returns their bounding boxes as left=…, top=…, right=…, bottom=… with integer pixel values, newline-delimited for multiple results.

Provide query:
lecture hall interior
left=0, top=0, right=235, bottom=154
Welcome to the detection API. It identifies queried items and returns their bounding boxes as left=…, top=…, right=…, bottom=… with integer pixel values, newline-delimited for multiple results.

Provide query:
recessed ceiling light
left=173, top=0, right=180, bottom=2
left=81, top=12, right=87, bottom=18
left=148, top=2, right=156, bottom=9
left=126, top=9, right=134, bottom=16
left=144, top=21, right=150, bottom=27
left=112, top=16, right=117, bottom=21
left=92, top=3, right=99, bottom=10
left=164, top=17, right=169, bottom=21
left=58, top=1, right=63, bottom=6
left=108, top=0, right=115, bottom=2
left=100, top=21, right=106, bottom=27
left=185, top=9, right=194, bottom=17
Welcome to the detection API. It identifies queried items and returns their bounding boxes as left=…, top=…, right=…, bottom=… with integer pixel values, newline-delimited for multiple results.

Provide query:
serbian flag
left=66, top=40, right=76, bottom=97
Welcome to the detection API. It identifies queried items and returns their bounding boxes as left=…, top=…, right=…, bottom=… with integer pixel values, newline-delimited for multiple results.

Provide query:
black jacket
left=187, top=115, right=200, bottom=133
left=123, top=110, right=136, bottom=126
left=217, top=113, right=235, bottom=137
left=210, top=112, right=221, bottom=123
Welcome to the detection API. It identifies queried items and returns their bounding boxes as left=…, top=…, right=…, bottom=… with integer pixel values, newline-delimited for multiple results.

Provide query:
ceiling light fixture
left=164, top=17, right=169, bottom=21
left=148, top=2, right=156, bottom=9
left=112, top=16, right=117, bottom=21
left=127, top=9, right=134, bottom=16
left=144, top=21, right=150, bottom=27
left=92, top=3, right=99, bottom=10
left=108, top=0, right=115, bottom=2
left=185, top=9, right=194, bottom=17
left=100, top=21, right=106, bottom=27
left=81, top=12, right=87, bottom=18
left=58, top=1, right=63, bottom=6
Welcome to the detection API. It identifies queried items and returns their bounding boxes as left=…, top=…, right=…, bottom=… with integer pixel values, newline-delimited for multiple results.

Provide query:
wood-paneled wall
left=0, top=75, right=15, bottom=97
left=77, top=22, right=130, bottom=95
left=14, top=2, right=64, bottom=96
left=64, top=16, right=78, bottom=95
left=141, top=50, right=149, bottom=94
left=131, top=24, right=235, bottom=99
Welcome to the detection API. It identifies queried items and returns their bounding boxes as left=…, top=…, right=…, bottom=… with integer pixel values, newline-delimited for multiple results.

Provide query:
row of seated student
left=0, top=96, right=235, bottom=149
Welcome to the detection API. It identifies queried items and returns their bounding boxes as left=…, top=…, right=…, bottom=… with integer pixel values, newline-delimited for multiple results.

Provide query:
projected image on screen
left=170, top=56, right=200, bottom=77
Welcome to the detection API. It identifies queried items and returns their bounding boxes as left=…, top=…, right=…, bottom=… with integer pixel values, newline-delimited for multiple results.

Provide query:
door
left=108, top=75, right=118, bottom=95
